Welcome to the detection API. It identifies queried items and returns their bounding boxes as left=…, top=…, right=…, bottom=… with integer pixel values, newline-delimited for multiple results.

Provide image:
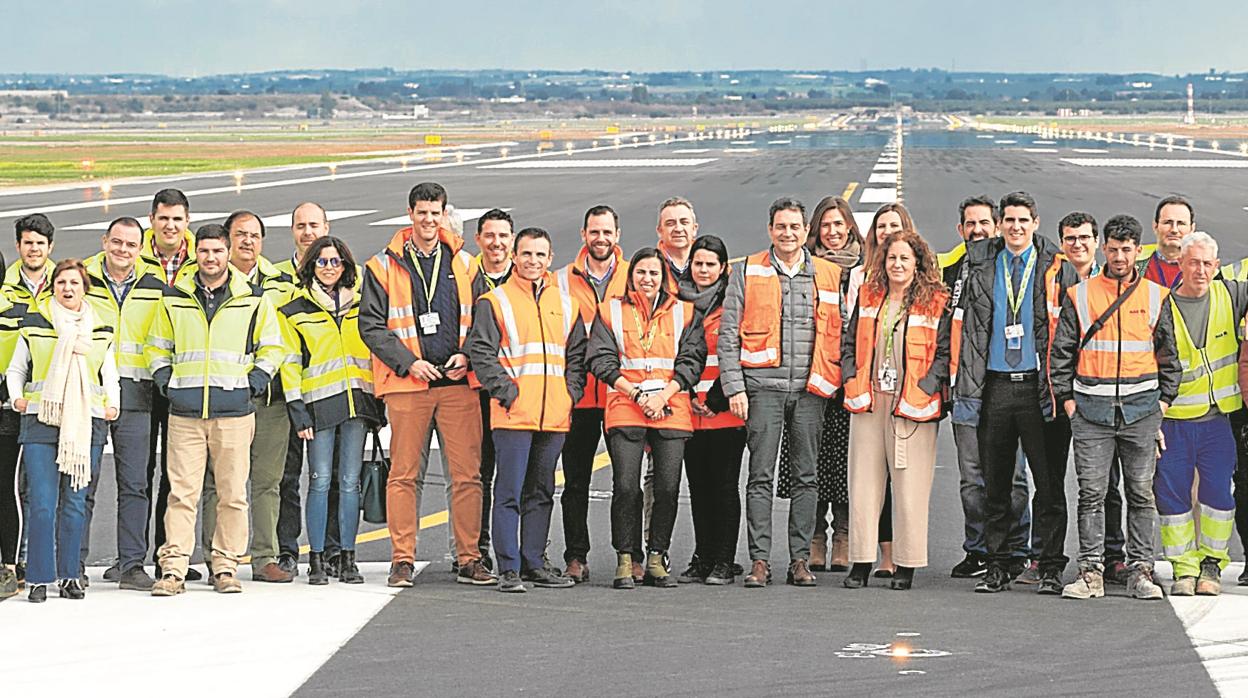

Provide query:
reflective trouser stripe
left=1198, top=505, right=1234, bottom=569
left=1159, top=512, right=1201, bottom=578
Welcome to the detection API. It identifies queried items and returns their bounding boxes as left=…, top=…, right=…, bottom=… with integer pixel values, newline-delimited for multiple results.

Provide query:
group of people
left=1, top=180, right=1245, bottom=602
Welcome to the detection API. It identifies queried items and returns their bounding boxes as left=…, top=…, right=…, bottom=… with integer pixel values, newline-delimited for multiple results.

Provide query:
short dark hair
left=105, top=216, right=144, bottom=239
left=151, top=188, right=190, bottom=216
left=1102, top=214, right=1143, bottom=245
left=689, top=234, right=729, bottom=270
left=408, top=182, right=447, bottom=210
left=959, top=195, right=998, bottom=224
left=194, top=223, right=230, bottom=250
left=14, top=213, right=54, bottom=244
left=1154, top=195, right=1194, bottom=225
left=583, top=204, right=619, bottom=230
left=1058, top=211, right=1098, bottom=239
left=224, top=210, right=266, bottom=238
left=999, top=191, right=1038, bottom=220
left=769, top=196, right=806, bottom=226
left=298, top=236, right=358, bottom=290
left=514, top=226, right=552, bottom=252
left=476, top=208, right=514, bottom=235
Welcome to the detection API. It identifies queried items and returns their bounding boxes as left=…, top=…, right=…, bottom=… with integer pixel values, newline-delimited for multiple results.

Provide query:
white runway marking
left=873, top=163, right=899, bottom=171
left=672, top=148, right=711, bottom=154
left=370, top=208, right=509, bottom=227
left=859, top=188, right=898, bottom=204
left=1061, top=158, right=1248, bottom=168
left=1163, top=561, right=1248, bottom=697
left=1033, top=140, right=1057, bottom=145
left=994, top=139, right=1018, bottom=144
left=869, top=172, right=898, bottom=184
left=478, top=158, right=716, bottom=169
left=767, top=139, right=792, bottom=144
left=729, top=140, right=755, bottom=145
left=1024, top=148, right=1059, bottom=153
left=64, top=213, right=232, bottom=231
left=853, top=211, right=877, bottom=233
left=6, top=562, right=419, bottom=695
left=1072, top=148, right=1110, bottom=154
left=721, top=148, right=758, bottom=153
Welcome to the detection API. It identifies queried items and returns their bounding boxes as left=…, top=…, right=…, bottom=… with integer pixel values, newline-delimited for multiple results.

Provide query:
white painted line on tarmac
left=1033, top=140, right=1057, bottom=145
left=767, top=139, right=792, bottom=144
left=1061, top=158, right=1248, bottom=168
left=1163, top=561, right=1248, bottom=697
left=672, top=148, right=711, bottom=154
left=994, top=139, right=1018, bottom=144
left=721, top=148, right=758, bottom=153
left=873, top=163, right=899, bottom=171
left=853, top=211, right=877, bottom=233
left=478, top=158, right=715, bottom=170
left=1024, top=148, right=1059, bottom=153
left=859, top=188, right=898, bottom=204
left=1072, top=148, right=1110, bottom=154
left=64, top=213, right=232, bottom=231
left=370, top=207, right=509, bottom=227
left=868, top=172, right=898, bottom=184
left=729, top=140, right=756, bottom=145
left=6, top=562, right=419, bottom=695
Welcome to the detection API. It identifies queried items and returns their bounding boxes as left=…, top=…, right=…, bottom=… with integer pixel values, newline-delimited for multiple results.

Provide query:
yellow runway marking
left=841, top=181, right=858, bottom=200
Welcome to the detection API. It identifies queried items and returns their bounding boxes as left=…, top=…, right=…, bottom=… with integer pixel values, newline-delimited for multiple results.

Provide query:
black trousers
left=1231, top=408, right=1248, bottom=550
left=478, top=390, right=496, bottom=554
left=145, top=392, right=171, bottom=564
left=0, top=412, right=20, bottom=564
left=684, top=427, right=746, bottom=564
left=607, top=426, right=687, bottom=556
left=560, top=408, right=604, bottom=564
left=278, top=423, right=341, bottom=558
left=979, top=373, right=1071, bottom=572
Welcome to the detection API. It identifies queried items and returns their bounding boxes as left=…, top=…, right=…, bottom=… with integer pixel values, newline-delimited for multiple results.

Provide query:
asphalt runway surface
left=4, top=125, right=1246, bottom=696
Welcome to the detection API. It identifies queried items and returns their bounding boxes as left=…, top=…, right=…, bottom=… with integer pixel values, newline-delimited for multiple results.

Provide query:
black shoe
left=338, top=551, right=364, bottom=584
left=705, top=561, right=736, bottom=585
left=277, top=554, right=300, bottom=577
left=0, top=567, right=16, bottom=600
left=308, top=552, right=330, bottom=585
left=521, top=565, right=575, bottom=588
left=480, top=554, right=495, bottom=573
left=119, top=565, right=156, bottom=591
left=1036, top=570, right=1063, bottom=595
left=387, top=561, right=415, bottom=588
left=891, top=566, right=915, bottom=590
left=731, top=562, right=744, bottom=577
left=951, top=553, right=987, bottom=578
left=58, top=578, right=86, bottom=600
left=15, top=563, right=25, bottom=590
left=324, top=553, right=341, bottom=578
left=28, top=583, right=46, bottom=603
left=843, top=563, right=871, bottom=589
left=102, top=563, right=121, bottom=583
left=678, top=557, right=711, bottom=584
left=498, top=570, right=526, bottom=593
left=1239, top=564, right=1248, bottom=586
left=185, top=567, right=203, bottom=582
left=974, top=565, right=1011, bottom=593
left=79, top=573, right=90, bottom=588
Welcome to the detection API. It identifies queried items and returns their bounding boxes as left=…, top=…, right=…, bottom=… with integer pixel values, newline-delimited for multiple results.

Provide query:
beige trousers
left=157, top=414, right=256, bottom=578
left=847, top=392, right=938, bottom=568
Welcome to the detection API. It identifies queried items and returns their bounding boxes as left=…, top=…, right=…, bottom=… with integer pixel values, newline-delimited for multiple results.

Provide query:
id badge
left=878, top=366, right=897, bottom=392
left=419, top=312, right=440, bottom=335
left=1004, top=323, right=1023, bottom=350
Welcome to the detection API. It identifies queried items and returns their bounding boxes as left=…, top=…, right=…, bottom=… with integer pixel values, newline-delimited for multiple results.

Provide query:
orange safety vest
left=599, top=291, right=695, bottom=432
left=482, top=272, right=580, bottom=432
left=693, top=304, right=745, bottom=430
left=843, top=285, right=949, bottom=422
left=556, top=246, right=629, bottom=409
left=364, top=226, right=478, bottom=397
left=1068, top=271, right=1167, bottom=399
left=738, top=250, right=843, bottom=397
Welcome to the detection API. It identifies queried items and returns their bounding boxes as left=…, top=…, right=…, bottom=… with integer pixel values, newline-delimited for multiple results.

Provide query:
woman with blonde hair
left=841, top=230, right=951, bottom=590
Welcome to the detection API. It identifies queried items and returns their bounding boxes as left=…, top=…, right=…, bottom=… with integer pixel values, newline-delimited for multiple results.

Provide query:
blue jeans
left=491, top=429, right=566, bottom=573
left=27, top=442, right=104, bottom=585
left=305, top=418, right=367, bottom=553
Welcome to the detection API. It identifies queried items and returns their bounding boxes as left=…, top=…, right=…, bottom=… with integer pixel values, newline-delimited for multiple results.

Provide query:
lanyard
left=410, top=243, right=442, bottom=308
left=1003, top=250, right=1036, bottom=322
left=881, top=298, right=904, bottom=366
left=630, top=303, right=660, bottom=354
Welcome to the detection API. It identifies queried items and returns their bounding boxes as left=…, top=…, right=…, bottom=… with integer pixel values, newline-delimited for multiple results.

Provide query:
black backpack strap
left=1079, top=277, right=1144, bottom=350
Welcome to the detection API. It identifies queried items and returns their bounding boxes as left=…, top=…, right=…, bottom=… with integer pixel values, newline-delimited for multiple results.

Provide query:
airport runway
left=3, top=125, right=1247, bottom=696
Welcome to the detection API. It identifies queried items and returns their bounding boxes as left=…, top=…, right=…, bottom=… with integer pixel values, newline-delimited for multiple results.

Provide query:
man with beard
left=555, top=205, right=629, bottom=582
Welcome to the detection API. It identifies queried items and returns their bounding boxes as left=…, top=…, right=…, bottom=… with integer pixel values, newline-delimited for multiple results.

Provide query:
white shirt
left=776, top=257, right=802, bottom=278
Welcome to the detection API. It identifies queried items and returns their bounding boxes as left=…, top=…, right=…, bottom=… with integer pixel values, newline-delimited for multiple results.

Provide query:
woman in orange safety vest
left=840, top=229, right=952, bottom=591
left=588, top=247, right=706, bottom=590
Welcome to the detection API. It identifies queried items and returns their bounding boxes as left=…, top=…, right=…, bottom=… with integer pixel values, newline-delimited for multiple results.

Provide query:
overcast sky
left=8, top=0, right=1246, bottom=76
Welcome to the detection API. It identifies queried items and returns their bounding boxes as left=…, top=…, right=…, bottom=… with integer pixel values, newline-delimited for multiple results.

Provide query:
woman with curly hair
left=840, top=230, right=952, bottom=591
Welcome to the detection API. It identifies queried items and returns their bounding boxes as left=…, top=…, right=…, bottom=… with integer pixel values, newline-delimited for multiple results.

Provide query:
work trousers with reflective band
left=1155, top=415, right=1236, bottom=578
left=384, top=386, right=483, bottom=566
left=1070, top=409, right=1161, bottom=571
left=158, top=414, right=256, bottom=579
left=202, top=399, right=289, bottom=569
left=848, top=392, right=939, bottom=568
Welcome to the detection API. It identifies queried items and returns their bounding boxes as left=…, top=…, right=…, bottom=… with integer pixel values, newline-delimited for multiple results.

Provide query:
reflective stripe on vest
left=20, top=303, right=114, bottom=418
left=554, top=247, right=629, bottom=410
left=1070, top=273, right=1166, bottom=399
left=1168, top=281, right=1243, bottom=418
left=693, top=306, right=743, bottom=430
left=600, top=292, right=694, bottom=431
left=279, top=290, right=374, bottom=419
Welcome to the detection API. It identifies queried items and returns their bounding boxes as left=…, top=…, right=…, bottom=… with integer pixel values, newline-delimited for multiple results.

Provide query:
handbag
left=360, top=427, right=390, bottom=524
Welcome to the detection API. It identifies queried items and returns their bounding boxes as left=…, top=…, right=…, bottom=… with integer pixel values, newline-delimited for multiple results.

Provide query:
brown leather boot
left=564, top=559, right=589, bottom=584
left=810, top=531, right=828, bottom=571
left=743, top=560, right=771, bottom=588
left=631, top=561, right=644, bottom=584
left=787, top=559, right=817, bottom=587
left=829, top=532, right=849, bottom=572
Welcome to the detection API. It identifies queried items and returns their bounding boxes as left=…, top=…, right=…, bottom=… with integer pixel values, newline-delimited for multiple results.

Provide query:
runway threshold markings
left=478, top=158, right=716, bottom=169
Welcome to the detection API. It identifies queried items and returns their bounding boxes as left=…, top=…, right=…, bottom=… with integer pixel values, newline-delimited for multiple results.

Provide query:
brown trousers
left=385, top=385, right=483, bottom=565
left=847, top=392, right=938, bottom=568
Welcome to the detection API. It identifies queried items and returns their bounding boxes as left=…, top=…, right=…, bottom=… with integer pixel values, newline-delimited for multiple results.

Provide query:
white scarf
left=38, top=298, right=95, bottom=490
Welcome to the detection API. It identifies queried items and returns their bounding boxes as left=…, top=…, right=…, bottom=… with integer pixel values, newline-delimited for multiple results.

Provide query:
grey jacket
left=718, top=247, right=819, bottom=396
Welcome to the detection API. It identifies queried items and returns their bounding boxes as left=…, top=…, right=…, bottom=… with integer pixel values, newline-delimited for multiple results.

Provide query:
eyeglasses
left=1062, top=235, right=1094, bottom=245
left=315, top=257, right=342, bottom=268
